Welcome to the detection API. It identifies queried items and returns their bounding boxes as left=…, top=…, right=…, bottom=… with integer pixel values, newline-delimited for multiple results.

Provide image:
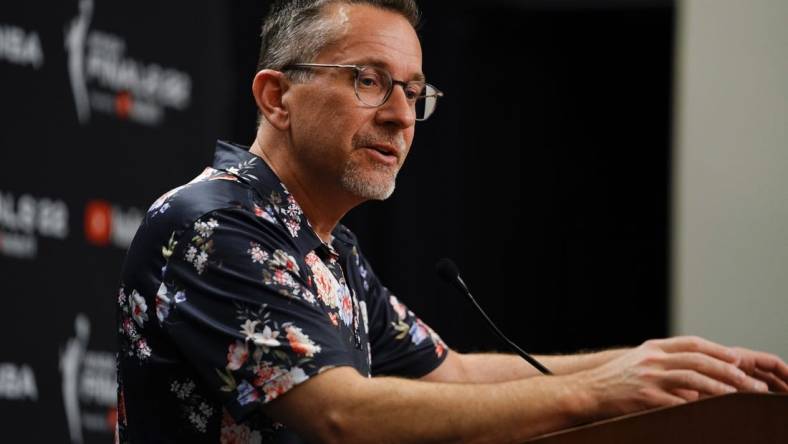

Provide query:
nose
left=375, top=84, right=416, bottom=129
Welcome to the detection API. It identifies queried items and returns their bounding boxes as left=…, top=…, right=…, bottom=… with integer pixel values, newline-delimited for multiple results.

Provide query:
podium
left=525, top=393, right=788, bottom=443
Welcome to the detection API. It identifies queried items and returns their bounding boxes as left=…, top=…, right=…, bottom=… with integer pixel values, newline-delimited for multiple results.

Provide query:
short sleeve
left=356, top=251, right=448, bottom=378
left=157, top=208, right=355, bottom=423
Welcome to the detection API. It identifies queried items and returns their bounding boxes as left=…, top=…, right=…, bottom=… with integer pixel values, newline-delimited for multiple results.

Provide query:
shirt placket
left=321, top=245, right=362, bottom=350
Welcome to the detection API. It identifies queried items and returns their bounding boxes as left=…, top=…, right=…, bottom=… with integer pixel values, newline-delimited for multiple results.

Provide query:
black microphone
left=435, top=258, right=552, bottom=375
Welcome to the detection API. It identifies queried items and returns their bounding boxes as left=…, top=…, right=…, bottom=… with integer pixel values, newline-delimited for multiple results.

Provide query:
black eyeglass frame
left=283, top=63, right=444, bottom=121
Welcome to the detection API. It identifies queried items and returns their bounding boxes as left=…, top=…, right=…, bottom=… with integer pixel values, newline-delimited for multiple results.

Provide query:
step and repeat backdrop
left=0, top=1, right=262, bottom=441
left=1, top=1, right=676, bottom=442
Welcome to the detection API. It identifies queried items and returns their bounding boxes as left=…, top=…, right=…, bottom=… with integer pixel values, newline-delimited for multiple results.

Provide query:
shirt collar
left=212, top=140, right=346, bottom=258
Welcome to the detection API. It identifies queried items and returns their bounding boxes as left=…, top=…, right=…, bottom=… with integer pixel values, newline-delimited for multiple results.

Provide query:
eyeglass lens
left=355, top=66, right=438, bottom=121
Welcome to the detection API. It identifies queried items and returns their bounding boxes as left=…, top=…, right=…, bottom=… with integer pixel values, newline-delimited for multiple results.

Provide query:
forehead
left=318, top=4, right=423, bottom=79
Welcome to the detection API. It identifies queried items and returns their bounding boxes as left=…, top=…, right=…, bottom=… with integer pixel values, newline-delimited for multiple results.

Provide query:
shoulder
left=146, top=167, right=252, bottom=227
left=129, top=168, right=300, bottom=261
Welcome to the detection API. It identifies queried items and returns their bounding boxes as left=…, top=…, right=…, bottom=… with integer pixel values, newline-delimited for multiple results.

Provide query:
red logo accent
left=85, top=200, right=112, bottom=246
left=115, top=91, right=133, bottom=119
left=106, top=406, right=118, bottom=431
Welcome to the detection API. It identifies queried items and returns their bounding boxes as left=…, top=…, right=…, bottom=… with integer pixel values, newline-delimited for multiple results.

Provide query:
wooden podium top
left=525, top=393, right=788, bottom=444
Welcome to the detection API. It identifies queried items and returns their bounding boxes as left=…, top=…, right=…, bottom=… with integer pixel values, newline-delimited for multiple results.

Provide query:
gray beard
left=340, top=158, right=397, bottom=201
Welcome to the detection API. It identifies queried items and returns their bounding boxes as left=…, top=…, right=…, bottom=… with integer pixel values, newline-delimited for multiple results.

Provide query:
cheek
left=289, top=84, right=343, bottom=124
left=292, top=109, right=359, bottom=160
left=298, top=95, right=360, bottom=133
left=289, top=86, right=380, bottom=151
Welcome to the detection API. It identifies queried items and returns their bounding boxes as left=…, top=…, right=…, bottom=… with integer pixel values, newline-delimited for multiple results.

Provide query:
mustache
left=352, top=132, right=406, bottom=152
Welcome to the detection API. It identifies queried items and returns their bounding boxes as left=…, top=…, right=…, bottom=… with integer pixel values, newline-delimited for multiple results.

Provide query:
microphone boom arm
left=436, top=258, right=552, bottom=376
left=454, top=276, right=552, bottom=375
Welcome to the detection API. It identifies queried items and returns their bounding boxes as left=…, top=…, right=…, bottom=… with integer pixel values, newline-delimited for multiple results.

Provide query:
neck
left=249, top=130, right=363, bottom=244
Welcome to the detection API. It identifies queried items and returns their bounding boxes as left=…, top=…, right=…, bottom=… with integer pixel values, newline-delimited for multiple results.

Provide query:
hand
left=575, top=336, right=769, bottom=419
left=731, top=346, right=788, bottom=392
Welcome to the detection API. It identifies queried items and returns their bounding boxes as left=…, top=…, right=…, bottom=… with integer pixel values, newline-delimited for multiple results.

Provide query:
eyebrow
left=348, top=58, right=426, bottom=82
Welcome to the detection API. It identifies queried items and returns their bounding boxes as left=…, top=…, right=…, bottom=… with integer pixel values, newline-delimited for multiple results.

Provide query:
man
left=116, top=1, right=788, bottom=443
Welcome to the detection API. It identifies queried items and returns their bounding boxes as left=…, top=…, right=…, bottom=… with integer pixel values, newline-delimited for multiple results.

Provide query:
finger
left=730, top=347, right=756, bottom=373
left=660, top=369, right=738, bottom=396
left=753, top=368, right=788, bottom=393
left=733, top=347, right=788, bottom=385
left=654, top=336, right=739, bottom=364
left=670, top=388, right=700, bottom=402
left=660, top=352, right=743, bottom=382
left=661, top=352, right=766, bottom=392
left=752, top=351, right=788, bottom=382
left=640, top=387, right=688, bottom=409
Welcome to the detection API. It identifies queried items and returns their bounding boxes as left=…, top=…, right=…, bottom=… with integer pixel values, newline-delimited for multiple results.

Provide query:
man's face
left=285, top=4, right=422, bottom=201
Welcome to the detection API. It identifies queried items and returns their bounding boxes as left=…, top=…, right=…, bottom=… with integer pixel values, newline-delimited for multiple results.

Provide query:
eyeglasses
left=283, top=63, right=444, bottom=121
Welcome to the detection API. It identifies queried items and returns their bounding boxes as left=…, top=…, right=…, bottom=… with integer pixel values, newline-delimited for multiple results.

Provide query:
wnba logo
left=64, top=0, right=193, bottom=126
left=60, top=314, right=118, bottom=443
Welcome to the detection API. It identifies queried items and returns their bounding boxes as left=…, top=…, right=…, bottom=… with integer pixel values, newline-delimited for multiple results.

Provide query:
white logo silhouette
left=64, top=0, right=93, bottom=124
left=60, top=313, right=90, bottom=444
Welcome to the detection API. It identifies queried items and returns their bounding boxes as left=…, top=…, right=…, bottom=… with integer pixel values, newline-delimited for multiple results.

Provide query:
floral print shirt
left=116, top=140, right=447, bottom=443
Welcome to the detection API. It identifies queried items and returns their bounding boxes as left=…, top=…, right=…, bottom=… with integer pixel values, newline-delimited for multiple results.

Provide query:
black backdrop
left=348, top=0, right=675, bottom=354
left=0, top=0, right=674, bottom=441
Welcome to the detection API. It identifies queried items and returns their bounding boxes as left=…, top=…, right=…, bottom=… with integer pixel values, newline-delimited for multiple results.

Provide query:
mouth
left=362, top=144, right=400, bottom=165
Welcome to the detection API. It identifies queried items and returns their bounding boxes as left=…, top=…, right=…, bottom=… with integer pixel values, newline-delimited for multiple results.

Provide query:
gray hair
left=258, top=0, right=421, bottom=82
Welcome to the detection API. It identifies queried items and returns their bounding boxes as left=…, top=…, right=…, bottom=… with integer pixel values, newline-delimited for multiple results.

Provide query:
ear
left=252, top=69, right=291, bottom=130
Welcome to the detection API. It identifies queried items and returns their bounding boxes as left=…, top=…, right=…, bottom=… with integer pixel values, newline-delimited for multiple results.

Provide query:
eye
left=404, top=83, right=425, bottom=100
left=357, top=70, right=383, bottom=89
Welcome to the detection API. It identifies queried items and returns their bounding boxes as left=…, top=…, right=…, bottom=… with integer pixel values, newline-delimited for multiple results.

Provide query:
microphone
left=435, top=258, right=552, bottom=375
